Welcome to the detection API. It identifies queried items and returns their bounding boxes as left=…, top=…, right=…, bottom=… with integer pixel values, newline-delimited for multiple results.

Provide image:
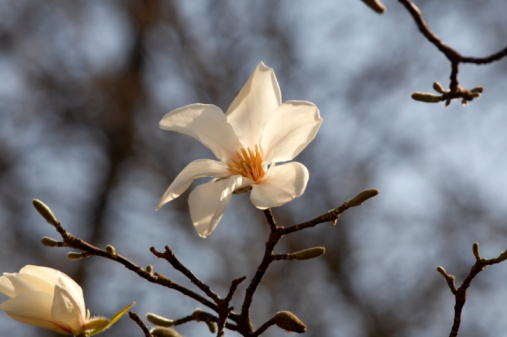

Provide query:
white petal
left=51, top=272, right=86, bottom=333
left=160, top=104, right=241, bottom=162
left=226, top=62, right=281, bottom=148
left=0, top=292, right=73, bottom=334
left=250, top=162, right=309, bottom=209
left=156, top=159, right=230, bottom=210
left=1, top=272, right=54, bottom=297
left=188, top=176, right=247, bottom=238
left=260, top=100, right=322, bottom=163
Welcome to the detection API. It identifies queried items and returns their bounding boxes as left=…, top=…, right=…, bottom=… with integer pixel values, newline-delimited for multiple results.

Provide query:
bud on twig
left=432, top=82, right=445, bottom=93
left=32, top=199, right=59, bottom=226
left=146, top=313, right=175, bottom=327
left=150, top=327, right=183, bottom=337
left=146, top=264, right=154, bottom=275
left=360, top=0, right=386, bottom=14
left=288, top=247, right=326, bottom=261
left=67, top=252, right=87, bottom=260
left=273, top=311, right=307, bottom=333
left=105, top=245, right=117, bottom=257
left=41, top=236, right=61, bottom=247
left=411, top=92, right=444, bottom=103
left=472, top=242, right=481, bottom=260
left=347, top=189, right=379, bottom=207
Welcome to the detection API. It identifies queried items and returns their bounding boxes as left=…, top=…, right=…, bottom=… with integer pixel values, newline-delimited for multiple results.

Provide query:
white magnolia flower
left=0, top=265, right=87, bottom=335
left=156, top=62, right=322, bottom=238
left=0, top=265, right=133, bottom=336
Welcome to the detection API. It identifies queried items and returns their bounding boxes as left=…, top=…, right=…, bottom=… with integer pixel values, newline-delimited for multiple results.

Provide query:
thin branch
left=129, top=311, right=151, bottom=337
left=397, top=0, right=507, bottom=105
left=150, top=246, right=221, bottom=303
left=42, top=215, right=218, bottom=311
left=437, top=243, right=507, bottom=337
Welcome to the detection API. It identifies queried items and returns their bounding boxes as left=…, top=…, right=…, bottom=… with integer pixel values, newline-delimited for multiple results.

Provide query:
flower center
left=226, top=145, right=266, bottom=182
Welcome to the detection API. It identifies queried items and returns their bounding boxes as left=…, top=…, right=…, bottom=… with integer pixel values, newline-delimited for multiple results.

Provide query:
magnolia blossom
left=0, top=265, right=87, bottom=335
left=156, top=62, right=322, bottom=237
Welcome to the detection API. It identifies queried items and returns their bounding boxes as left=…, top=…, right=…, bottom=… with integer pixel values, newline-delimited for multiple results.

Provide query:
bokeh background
left=1, top=1, right=507, bottom=336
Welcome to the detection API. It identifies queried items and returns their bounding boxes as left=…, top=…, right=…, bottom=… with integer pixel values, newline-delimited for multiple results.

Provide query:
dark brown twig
left=437, top=243, right=507, bottom=337
left=150, top=246, right=221, bottom=303
left=129, top=311, right=151, bottom=337
left=397, top=0, right=507, bottom=105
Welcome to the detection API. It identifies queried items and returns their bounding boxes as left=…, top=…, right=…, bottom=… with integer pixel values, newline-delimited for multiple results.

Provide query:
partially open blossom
left=0, top=265, right=132, bottom=336
left=156, top=62, right=322, bottom=237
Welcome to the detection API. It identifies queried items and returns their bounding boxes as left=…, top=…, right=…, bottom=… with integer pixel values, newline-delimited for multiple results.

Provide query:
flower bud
left=40, top=236, right=61, bottom=247
left=347, top=189, right=379, bottom=207
left=288, top=247, right=326, bottom=261
left=146, top=313, right=174, bottom=327
left=67, top=252, right=87, bottom=260
left=411, top=92, right=443, bottom=103
left=470, top=86, right=484, bottom=94
left=146, top=265, right=154, bottom=274
left=150, top=327, right=184, bottom=337
left=105, top=245, right=117, bottom=257
left=273, top=311, right=306, bottom=333
left=360, top=0, right=386, bottom=13
left=32, top=199, right=59, bottom=226
left=432, top=82, right=445, bottom=93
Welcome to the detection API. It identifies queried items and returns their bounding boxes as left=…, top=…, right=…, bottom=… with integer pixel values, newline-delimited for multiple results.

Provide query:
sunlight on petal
left=156, top=159, right=230, bottom=210
left=250, top=162, right=309, bottom=209
left=160, top=103, right=241, bottom=162
left=226, top=62, right=281, bottom=148
left=261, top=101, right=322, bottom=163
left=188, top=176, right=247, bottom=237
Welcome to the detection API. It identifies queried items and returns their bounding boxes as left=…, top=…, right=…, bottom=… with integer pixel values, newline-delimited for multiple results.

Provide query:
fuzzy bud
left=411, top=92, right=443, bottom=103
left=146, top=265, right=154, bottom=274
left=105, top=245, right=117, bottom=257
left=41, top=236, right=61, bottom=247
left=470, top=86, right=484, bottom=94
left=150, top=327, right=183, bottom=337
left=32, top=199, right=59, bottom=226
left=288, top=247, right=326, bottom=261
left=432, top=82, right=445, bottom=93
left=347, top=189, right=379, bottom=207
left=146, top=313, right=174, bottom=327
left=67, top=252, right=86, bottom=260
left=360, top=0, right=386, bottom=14
left=273, top=311, right=306, bottom=333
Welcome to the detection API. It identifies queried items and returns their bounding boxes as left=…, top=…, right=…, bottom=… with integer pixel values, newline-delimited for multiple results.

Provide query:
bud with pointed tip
left=32, top=199, right=59, bottom=226
left=411, top=92, right=443, bottom=103
left=347, top=189, right=379, bottom=207
left=360, top=0, right=386, bottom=14
left=146, top=313, right=175, bottom=327
left=41, top=236, right=61, bottom=247
left=288, top=247, right=326, bottom=261
left=67, top=252, right=87, bottom=260
left=273, top=311, right=306, bottom=333
left=470, top=86, right=484, bottom=94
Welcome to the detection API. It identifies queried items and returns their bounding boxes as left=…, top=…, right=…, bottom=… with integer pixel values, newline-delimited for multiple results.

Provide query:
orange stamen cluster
left=226, top=145, right=266, bottom=182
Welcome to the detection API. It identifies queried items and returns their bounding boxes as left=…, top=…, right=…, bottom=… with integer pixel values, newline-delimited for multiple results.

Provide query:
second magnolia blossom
left=0, top=265, right=131, bottom=336
left=157, top=62, right=322, bottom=237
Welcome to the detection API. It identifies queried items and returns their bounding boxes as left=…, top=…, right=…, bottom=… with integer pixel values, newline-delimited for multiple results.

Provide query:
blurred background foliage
left=1, top=1, right=507, bottom=336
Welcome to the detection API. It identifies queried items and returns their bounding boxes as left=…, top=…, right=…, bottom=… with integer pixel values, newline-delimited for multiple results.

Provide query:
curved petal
left=188, top=176, right=247, bottom=238
left=160, top=104, right=241, bottom=162
left=1, top=273, right=54, bottom=297
left=0, top=292, right=69, bottom=333
left=226, top=62, right=281, bottom=148
left=260, top=100, right=322, bottom=163
left=156, top=159, right=230, bottom=210
left=250, top=162, right=309, bottom=209
left=51, top=272, right=86, bottom=333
